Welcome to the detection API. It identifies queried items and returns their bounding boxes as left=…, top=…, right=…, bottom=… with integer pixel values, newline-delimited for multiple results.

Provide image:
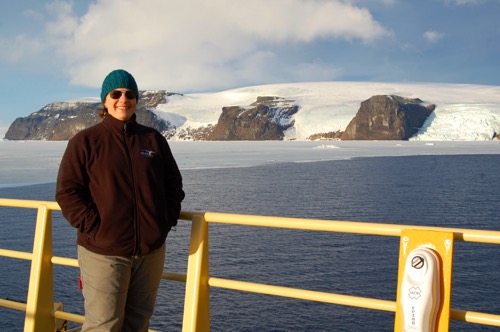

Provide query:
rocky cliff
left=341, top=95, right=435, bottom=140
left=4, top=91, right=177, bottom=140
left=207, top=96, right=299, bottom=140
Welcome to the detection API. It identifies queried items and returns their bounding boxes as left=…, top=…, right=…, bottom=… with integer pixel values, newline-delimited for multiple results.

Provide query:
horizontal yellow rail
left=450, top=309, right=500, bottom=327
left=0, top=248, right=33, bottom=261
left=0, top=198, right=60, bottom=210
left=208, top=277, right=396, bottom=312
left=208, top=276, right=500, bottom=327
left=163, top=271, right=187, bottom=283
left=183, top=211, right=500, bottom=244
left=53, top=310, right=85, bottom=325
left=0, top=298, right=27, bottom=312
left=50, top=256, right=79, bottom=268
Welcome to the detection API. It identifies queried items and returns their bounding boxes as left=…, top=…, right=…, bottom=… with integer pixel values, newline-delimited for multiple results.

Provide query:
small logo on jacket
left=140, top=149, right=157, bottom=158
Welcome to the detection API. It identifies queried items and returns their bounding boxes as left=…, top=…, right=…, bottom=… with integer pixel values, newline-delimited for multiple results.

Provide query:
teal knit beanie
left=100, top=69, right=139, bottom=103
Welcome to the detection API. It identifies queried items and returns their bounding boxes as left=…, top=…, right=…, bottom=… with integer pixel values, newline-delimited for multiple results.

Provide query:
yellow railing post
left=24, top=204, right=56, bottom=332
left=182, top=214, right=211, bottom=332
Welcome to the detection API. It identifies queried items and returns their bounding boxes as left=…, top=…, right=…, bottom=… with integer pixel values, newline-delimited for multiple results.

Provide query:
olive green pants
left=78, top=244, right=165, bottom=332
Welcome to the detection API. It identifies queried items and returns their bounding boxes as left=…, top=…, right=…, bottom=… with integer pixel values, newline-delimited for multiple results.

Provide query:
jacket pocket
left=82, top=210, right=100, bottom=237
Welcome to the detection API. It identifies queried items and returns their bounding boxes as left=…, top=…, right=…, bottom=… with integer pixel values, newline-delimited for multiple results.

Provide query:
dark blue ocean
left=1, top=154, right=499, bottom=331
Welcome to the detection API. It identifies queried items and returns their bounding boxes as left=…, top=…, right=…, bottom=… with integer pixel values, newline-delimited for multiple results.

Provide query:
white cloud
left=14, top=0, right=389, bottom=92
left=355, top=0, right=397, bottom=6
left=44, top=0, right=78, bottom=37
left=423, top=31, right=445, bottom=43
left=22, top=9, right=44, bottom=21
left=0, top=35, right=45, bottom=62
left=443, top=0, right=485, bottom=5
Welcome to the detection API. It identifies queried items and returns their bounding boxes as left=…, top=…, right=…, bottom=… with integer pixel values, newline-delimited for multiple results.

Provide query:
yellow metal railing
left=1, top=198, right=500, bottom=331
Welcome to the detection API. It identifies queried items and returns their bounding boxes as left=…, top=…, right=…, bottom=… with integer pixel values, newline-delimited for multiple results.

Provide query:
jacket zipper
left=123, top=123, right=140, bottom=255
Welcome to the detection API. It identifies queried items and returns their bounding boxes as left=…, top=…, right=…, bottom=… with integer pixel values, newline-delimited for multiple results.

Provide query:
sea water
left=1, top=154, right=500, bottom=331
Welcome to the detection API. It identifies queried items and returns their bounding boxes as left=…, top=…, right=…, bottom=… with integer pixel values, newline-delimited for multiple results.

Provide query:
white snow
left=156, top=82, right=500, bottom=141
left=412, top=104, right=499, bottom=141
left=68, top=97, right=101, bottom=103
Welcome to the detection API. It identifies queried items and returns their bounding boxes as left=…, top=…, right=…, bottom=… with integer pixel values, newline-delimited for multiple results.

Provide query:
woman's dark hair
left=99, top=106, right=107, bottom=119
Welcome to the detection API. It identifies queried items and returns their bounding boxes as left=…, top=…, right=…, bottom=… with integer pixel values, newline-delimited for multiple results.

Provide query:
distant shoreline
left=0, top=140, right=498, bottom=188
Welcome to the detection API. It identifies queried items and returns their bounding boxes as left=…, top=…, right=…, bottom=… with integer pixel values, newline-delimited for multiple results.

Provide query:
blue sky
left=0, top=0, right=499, bottom=126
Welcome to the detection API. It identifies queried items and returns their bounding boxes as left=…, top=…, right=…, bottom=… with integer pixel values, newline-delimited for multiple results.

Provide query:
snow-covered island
left=3, top=81, right=500, bottom=141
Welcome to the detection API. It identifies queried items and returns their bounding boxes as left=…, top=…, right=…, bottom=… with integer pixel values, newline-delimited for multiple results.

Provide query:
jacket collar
left=102, top=113, right=138, bottom=133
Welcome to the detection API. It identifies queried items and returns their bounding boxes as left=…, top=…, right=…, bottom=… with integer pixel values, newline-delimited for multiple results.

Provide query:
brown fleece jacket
left=56, top=114, right=184, bottom=256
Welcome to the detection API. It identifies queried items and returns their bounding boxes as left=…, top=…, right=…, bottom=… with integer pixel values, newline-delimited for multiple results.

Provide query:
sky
left=0, top=0, right=499, bottom=127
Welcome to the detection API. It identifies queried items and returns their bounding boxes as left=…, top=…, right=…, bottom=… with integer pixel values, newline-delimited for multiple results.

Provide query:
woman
left=56, top=69, right=185, bottom=331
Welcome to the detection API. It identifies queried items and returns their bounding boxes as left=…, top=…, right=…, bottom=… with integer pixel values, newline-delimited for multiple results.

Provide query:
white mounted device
left=400, top=247, right=441, bottom=332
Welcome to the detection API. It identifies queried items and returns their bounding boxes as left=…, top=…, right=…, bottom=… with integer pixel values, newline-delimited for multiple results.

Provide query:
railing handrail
left=1, top=198, right=500, bottom=331
left=183, top=211, right=500, bottom=244
left=0, top=198, right=60, bottom=210
left=1, top=198, right=499, bottom=244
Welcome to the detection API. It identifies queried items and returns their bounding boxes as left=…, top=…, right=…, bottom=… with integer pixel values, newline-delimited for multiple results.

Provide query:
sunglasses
left=108, top=90, right=137, bottom=100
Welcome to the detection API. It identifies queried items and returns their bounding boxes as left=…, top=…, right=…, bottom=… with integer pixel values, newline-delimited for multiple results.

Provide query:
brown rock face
left=341, top=95, right=435, bottom=140
left=308, top=131, right=343, bottom=141
left=208, top=96, right=299, bottom=140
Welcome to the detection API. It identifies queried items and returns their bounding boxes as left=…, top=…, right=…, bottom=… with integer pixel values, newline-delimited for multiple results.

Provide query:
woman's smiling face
left=104, top=88, right=137, bottom=121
